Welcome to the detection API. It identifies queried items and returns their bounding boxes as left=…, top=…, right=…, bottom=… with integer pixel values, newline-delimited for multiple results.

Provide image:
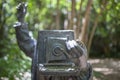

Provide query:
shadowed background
left=0, top=0, right=120, bottom=80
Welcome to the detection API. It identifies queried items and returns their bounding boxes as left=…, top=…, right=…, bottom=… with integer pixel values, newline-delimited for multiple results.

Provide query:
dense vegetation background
left=0, top=0, right=120, bottom=79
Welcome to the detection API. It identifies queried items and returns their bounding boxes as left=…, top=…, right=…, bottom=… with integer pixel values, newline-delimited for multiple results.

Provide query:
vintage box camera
left=35, top=30, right=79, bottom=76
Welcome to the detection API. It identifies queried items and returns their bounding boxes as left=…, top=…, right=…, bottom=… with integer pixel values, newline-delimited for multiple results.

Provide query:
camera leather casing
left=35, top=30, right=79, bottom=77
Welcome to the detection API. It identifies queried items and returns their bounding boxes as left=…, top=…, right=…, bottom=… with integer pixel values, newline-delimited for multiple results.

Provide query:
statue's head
left=36, top=30, right=74, bottom=63
left=35, top=30, right=77, bottom=76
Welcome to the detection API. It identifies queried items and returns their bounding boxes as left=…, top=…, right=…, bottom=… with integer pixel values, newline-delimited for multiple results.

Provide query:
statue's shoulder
left=76, top=40, right=86, bottom=48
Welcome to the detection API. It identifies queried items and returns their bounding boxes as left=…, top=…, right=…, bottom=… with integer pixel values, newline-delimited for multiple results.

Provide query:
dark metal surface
left=14, top=2, right=93, bottom=80
left=36, top=30, right=74, bottom=63
left=35, top=30, right=78, bottom=77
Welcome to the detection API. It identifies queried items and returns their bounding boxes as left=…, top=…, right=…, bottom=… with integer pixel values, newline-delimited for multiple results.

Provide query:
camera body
left=35, top=30, right=79, bottom=79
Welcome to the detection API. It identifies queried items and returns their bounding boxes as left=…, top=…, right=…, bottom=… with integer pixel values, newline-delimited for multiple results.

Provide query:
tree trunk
left=87, top=14, right=99, bottom=54
left=76, top=0, right=83, bottom=39
left=0, top=1, right=7, bottom=57
left=78, top=0, right=93, bottom=43
left=56, top=0, right=60, bottom=29
left=87, top=0, right=107, bottom=54
left=69, top=0, right=76, bottom=30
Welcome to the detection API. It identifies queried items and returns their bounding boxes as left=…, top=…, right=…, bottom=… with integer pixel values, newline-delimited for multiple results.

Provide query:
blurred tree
left=87, top=0, right=107, bottom=54
left=89, top=0, right=120, bottom=58
left=0, top=0, right=8, bottom=57
left=0, top=0, right=120, bottom=79
left=0, top=0, right=31, bottom=79
left=56, top=0, right=60, bottom=29
left=78, top=0, right=93, bottom=43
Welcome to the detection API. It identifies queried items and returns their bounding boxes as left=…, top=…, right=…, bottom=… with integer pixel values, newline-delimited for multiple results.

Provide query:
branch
left=87, top=0, right=107, bottom=54
left=78, top=0, right=93, bottom=43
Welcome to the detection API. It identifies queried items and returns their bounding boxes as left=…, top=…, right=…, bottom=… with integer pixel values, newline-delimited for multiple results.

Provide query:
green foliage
left=0, top=0, right=120, bottom=79
left=0, top=48, right=31, bottom=79
left=93, top=71, right=105, bottom=79
left=0, top=0, right=31, bottom=79
left=90, top=0, right=120, bottom=58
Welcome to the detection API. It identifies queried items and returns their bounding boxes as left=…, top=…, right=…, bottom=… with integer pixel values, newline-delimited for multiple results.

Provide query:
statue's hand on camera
left=66, top=40, right=88, bottom=70
left=16, top=2, right=27, bottom=22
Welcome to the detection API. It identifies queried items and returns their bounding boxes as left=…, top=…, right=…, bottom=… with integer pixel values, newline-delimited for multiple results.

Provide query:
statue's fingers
left=76, top=41, right=88, bottom=58
left=66, top=40, right=76, bottom=56
left=66, top=40, right=84, bottom=58
left=66, top=40, right=79, bottom=58
left=16, top=3, right=21, bottom=9
left=66, top=40, right=75, bottom=50
left=70, top=48, right=80, bottom=58
left=24, top=3, right=28, bottom=11
left=16, top=2, right=26, bottom=11
left=71, top=40, right=83, bottom=57
left=74, top=44, right=83, bottom=57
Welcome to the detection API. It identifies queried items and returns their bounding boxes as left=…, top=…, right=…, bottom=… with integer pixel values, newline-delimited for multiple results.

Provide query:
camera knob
left=53, top=46, right=63, bottom=56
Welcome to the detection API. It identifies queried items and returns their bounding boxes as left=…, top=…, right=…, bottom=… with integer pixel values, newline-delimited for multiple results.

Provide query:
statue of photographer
left=14, top=2, right=92, bottom=80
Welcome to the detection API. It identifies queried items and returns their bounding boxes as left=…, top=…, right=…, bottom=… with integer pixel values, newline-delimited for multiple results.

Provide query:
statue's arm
left=78, top=41, right=93, bottom=80
left=77, top=63, right=93, bottom=80
left=14, top=3, right=36, bottom=58
left=14, top=22, right=36, bottom=58
left=66, top=40, right=93, bottom=80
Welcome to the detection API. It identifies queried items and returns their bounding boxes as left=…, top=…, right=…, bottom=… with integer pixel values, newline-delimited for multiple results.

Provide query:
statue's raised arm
left=14, top=2, right=36, bottom=58
left=65, top=40, right=92, bottom=80
left=16, top=2, right=27, bottom=22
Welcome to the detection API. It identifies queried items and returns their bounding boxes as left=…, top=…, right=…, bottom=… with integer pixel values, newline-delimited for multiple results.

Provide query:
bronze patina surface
left=14, top=2, right=93, bottom=80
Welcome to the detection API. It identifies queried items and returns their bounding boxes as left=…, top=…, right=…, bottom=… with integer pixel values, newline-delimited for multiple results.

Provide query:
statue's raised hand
left=65, top=40, right=88, bottom=70
left=16, top=2, right=27, bottom=22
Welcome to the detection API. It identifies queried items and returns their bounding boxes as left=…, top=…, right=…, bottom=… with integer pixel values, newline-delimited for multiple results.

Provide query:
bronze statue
left=14, top=2, right=92, bottom=80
